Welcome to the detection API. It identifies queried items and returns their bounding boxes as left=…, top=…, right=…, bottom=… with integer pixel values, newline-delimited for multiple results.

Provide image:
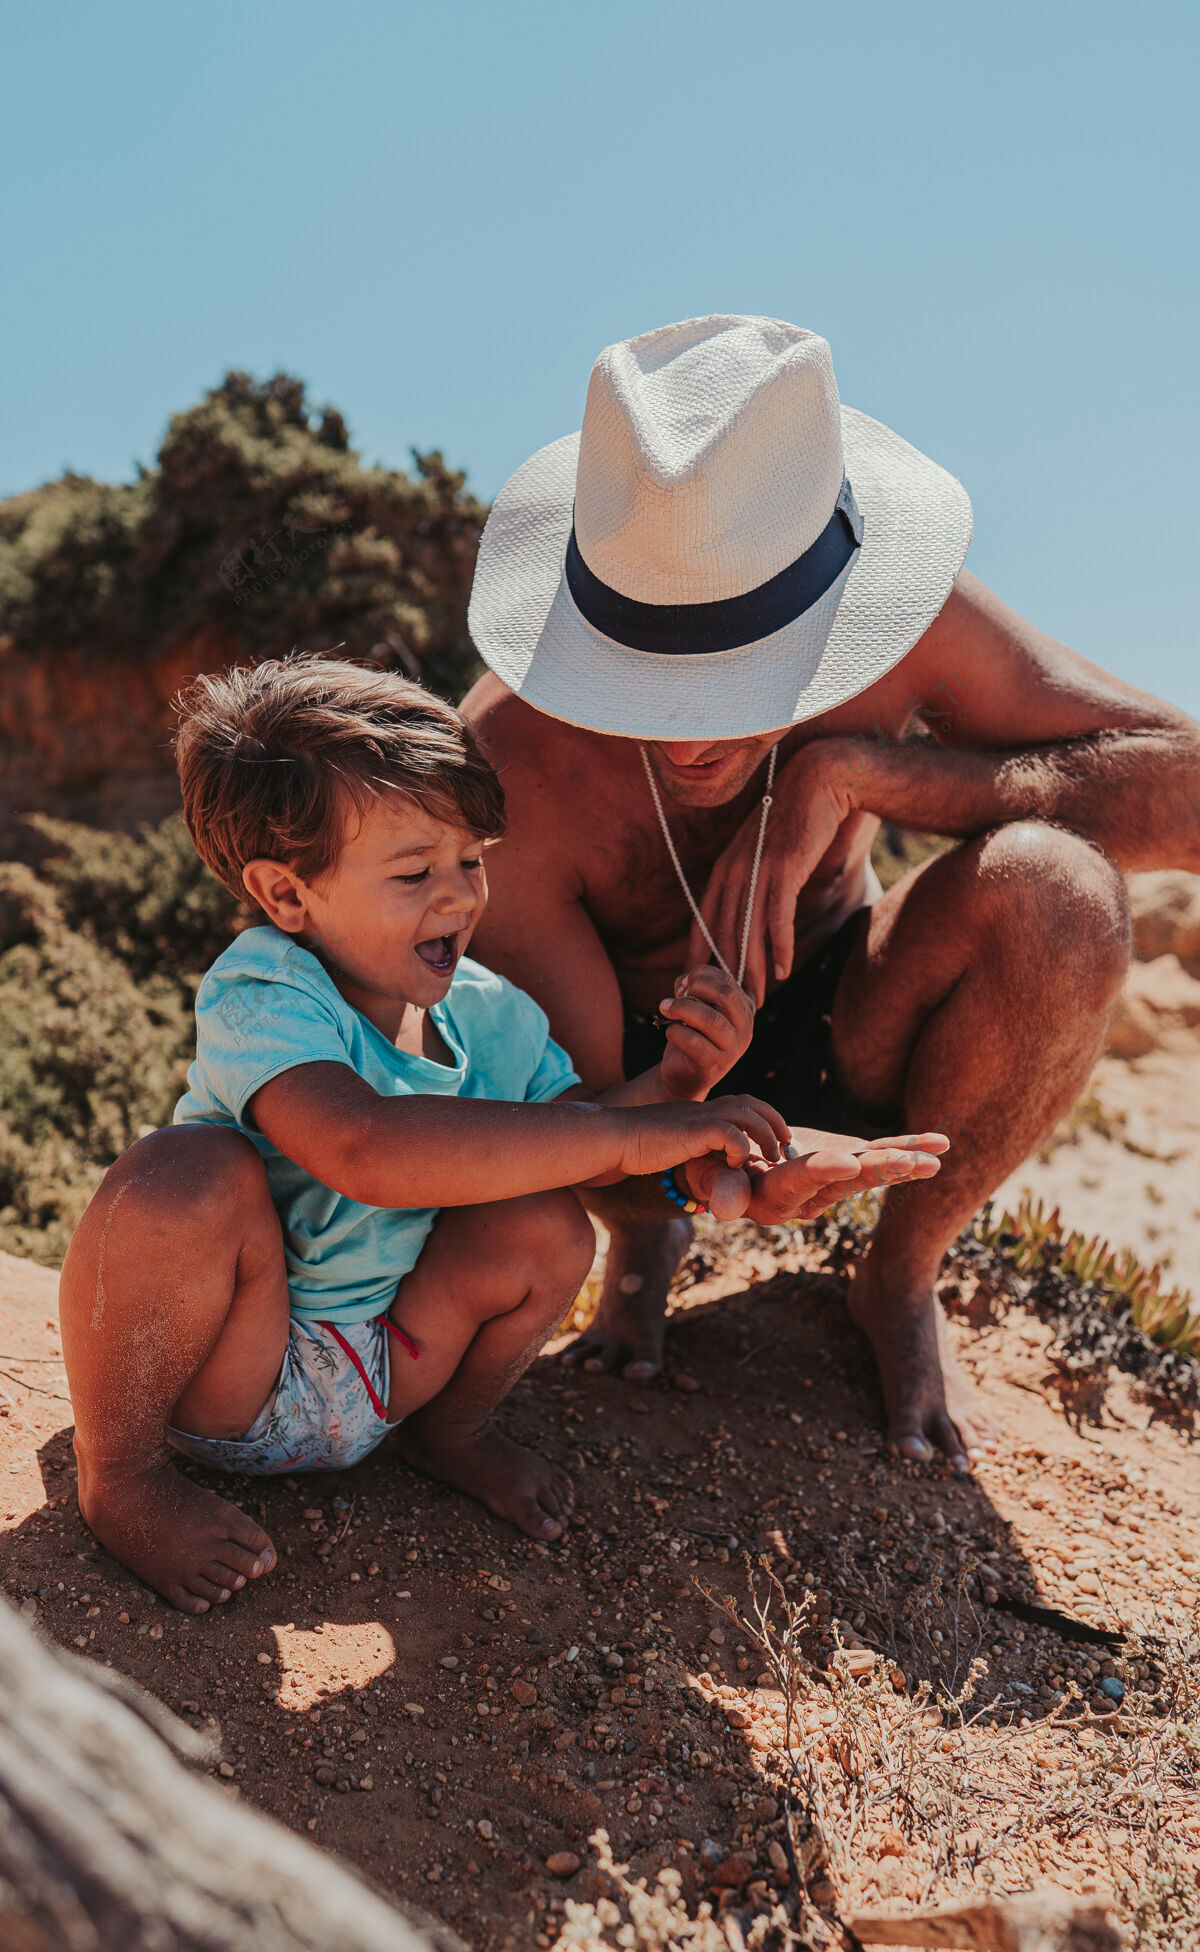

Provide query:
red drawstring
left=382, top=1317, right=420, bottom=1361
left=318, top=1315, right=419, bottom=1423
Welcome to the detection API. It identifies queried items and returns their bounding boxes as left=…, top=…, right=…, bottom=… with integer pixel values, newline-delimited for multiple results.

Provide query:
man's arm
left=466, top=712, right=629, bottom=1090
left=466, top=688, right=952, bottom=1222
left=465, top=708, right=716, bottom=1218
left=474, top=856, right=947, bottom=1220
left=469, top=833, right=713, bottom=1208
left=848, top=570, right=1200, bottom=867
left=697, top=571, right=1200, bottom=988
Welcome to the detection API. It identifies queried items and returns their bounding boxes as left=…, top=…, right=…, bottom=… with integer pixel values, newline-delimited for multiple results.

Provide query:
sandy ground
left=994, top=1030, right=1200, bottom=1299
left=1, top=947, right=1199, bottom=1945
left=1, top=1198, right=1198, bottom=1946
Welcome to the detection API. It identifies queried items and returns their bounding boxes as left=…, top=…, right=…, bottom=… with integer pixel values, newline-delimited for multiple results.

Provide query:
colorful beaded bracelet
left=660, top=1168, right=709, bottom=1216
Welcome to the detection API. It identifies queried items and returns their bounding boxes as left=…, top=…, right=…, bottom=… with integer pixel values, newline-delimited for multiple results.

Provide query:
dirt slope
left=1, top=1223, right=1198, bottom=1948
left=995, top=971, right=1200, bottom=1297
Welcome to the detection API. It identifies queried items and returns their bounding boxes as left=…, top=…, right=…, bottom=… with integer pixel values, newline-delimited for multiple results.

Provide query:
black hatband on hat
left=564, top=477, right=863, bottom=657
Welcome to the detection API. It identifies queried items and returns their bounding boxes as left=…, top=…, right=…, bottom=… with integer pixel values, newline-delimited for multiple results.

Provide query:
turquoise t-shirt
left=174, top=927, right=580, bottom=1323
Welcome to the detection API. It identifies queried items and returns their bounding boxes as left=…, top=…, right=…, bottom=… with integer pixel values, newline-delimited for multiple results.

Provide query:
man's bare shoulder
left=838, top=571, right=1006, bottom=722
left=462, top=676, right=616, bottom=794
left=894, top=567, right=1186, bottom=737
left=461, top=672, right=523, bottom=739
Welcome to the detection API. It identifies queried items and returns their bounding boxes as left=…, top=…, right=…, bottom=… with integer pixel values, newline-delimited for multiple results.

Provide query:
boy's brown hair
left=175, top=655, right=506, bottom=909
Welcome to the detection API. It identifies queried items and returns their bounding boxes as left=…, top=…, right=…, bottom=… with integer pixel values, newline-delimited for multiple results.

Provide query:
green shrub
left=0, top=371, right=486, bottom=697
left=0, top=815, right=238, bottom=1264
left=14, top=813, right=241, bottom=983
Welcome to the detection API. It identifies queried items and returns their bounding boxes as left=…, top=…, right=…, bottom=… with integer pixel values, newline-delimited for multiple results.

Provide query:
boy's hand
left=614, top=1093, right=788, bottom=1221
left=657, top=966, right=755, bottom=1101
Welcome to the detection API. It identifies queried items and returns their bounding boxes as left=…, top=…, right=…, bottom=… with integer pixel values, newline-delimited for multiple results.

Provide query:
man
left=462, top=314, right=1200, bottom=1470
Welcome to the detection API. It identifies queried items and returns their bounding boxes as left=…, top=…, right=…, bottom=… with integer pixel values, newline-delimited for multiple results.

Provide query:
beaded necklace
left=639, top=743, right=778, bottom=992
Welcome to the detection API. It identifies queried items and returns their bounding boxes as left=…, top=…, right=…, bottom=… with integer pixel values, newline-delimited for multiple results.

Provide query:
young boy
left=60, top=657, right=944, bottom=1616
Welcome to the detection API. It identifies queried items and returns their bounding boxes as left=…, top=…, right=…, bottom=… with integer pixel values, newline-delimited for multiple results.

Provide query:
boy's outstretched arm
left=249, top=1064, right=789, bottom=1213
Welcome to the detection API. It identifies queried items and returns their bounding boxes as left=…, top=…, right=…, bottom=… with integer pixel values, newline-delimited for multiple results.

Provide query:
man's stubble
left=646, top=729, right=786, bottom=809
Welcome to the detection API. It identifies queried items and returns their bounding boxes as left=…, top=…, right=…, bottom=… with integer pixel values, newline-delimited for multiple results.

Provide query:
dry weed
left=554, top=1833, right=781, bottom=1952
left=552, top=1575, right=1200, bottom=1952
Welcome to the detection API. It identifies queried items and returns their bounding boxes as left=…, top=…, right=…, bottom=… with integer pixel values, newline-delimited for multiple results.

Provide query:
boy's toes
left=163, top=1585, right=213, bottom=1616
left=204, top=1559, right=245, bottom=1592
left=516, top=1495, right=564, bottom=1541
left=188, top=1573, right=234, bottom=1605
left=216, top=1536, right=275, bottom=1581
left=224, top=1513, right=276, bottom=1563
left=74, top=1466, right=279, bottom=1615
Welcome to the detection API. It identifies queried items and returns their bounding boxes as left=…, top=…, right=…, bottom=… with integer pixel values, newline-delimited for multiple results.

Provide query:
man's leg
left=559, top=1206, right=691, bottom=1382
left=392, top=1189, right=596, bottom=1539
left=830, top=820, right=1131, bottom=1464
left=59, top=1126, right=287, bottom=1612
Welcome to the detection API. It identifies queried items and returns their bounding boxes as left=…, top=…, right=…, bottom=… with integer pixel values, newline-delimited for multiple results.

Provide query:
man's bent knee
left=967, top=821, right=1131, bottom=999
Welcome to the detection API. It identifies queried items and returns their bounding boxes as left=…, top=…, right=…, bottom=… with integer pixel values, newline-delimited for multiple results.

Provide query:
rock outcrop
left=1127, top=869, right=1200, bottom=969
left=1107, top=871, right=1200, bottom=1058
left=0, top=629, right=233, bottom=854
left=1107, top=952, right=1200, bottom=1058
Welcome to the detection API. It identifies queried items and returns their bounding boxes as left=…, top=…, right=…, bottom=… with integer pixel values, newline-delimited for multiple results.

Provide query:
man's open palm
left=741, top=1128, right=949, bottom=1224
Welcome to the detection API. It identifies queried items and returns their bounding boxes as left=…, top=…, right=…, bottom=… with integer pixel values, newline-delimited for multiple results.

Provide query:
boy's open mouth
left=415, top=932, right=460, bottom=975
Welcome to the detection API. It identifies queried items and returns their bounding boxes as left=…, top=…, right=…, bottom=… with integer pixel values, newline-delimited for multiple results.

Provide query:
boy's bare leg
left=389, top=1189, right=595, bottom=1541
left=59, top=1126, right=288, bottom=1613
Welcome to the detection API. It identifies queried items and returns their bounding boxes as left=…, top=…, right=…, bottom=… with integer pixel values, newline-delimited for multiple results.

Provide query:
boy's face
left=286, top=794, right=488, bottom=1008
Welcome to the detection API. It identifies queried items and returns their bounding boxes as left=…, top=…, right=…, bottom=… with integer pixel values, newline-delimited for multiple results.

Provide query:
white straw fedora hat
left=469, top=314, right=972, bottom=741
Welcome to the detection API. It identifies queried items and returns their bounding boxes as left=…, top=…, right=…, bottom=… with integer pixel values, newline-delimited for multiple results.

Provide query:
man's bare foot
left=938, top=1327, right=1003, bottom=1459
left=562, top=1216, right=690, bottom=1383
left=396, top=1420, right=574, bottom=1541
left=78, top=1459, right=276, bottom=1614
left=848, top=1265, right=1003, bottom=1471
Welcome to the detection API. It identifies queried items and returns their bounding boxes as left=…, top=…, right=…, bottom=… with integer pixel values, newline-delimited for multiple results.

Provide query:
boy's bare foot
left=562, top=1216, right=690, bottom=1383
left=78, top=1460, right=277, bottom=1614
left=848, top=1265, right=1003, bottom=1471
left=397, top=1421, right=574, bottom=1541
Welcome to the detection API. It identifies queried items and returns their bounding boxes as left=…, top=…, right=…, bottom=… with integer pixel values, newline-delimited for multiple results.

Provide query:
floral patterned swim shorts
left=168, top=1316, right=396, bottom=1476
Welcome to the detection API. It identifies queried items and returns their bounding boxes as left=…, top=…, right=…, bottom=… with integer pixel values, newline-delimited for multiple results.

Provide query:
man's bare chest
left=583, top=824, right=719, bottom=960
left=574, top=794, right=877, bottom=977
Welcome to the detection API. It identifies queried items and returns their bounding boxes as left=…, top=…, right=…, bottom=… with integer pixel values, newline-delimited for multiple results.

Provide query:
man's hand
left=688, top=740, right=860, bottom=1005
left=657, top=966, right=755, bottom=1100
left=734, top=1127, right=949, bottom=1225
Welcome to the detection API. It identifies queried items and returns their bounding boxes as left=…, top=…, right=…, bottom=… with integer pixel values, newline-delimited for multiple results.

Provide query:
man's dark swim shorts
left=622, top=907, right=901, bottom=1139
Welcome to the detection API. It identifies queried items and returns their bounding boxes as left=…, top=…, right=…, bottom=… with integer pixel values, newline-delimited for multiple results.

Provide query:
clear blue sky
left=2, top=0, right=1197, bottom=715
